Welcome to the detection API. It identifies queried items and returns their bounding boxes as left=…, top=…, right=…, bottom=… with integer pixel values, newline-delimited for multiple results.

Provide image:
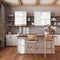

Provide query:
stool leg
left=51, top=41, right=52, bottom=53
left=35, top=42, right=36, bottom=56
left=53, top=40, right=55, bottom=57
left=44, top=40, right=46, bottom=58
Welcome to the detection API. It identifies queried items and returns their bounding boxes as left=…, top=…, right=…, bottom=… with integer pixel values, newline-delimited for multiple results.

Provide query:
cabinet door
left=11, top=35, right=17, bottom=46
left=6, top=35, right=12, bottom=46
left=55, top=35, right=60, bottom=46
left=6, top=35, right=17, bottom=46
left=17, top=37, right=26, bottom=54
left=18, top=37, right=25, bottom=45
left=15, top=11, right=27, bottom=26
left=17, top=45, right=25, bottom=54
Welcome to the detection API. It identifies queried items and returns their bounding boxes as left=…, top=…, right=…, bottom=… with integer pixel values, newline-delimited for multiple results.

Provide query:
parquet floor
left=0, top=47, right=60, bottom=60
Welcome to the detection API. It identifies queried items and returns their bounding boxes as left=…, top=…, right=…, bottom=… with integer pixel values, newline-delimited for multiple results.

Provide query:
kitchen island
left=17, top=34, right=55, bottom=54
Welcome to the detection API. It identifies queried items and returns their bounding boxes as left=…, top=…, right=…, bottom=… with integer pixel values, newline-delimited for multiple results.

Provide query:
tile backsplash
left=55, top=27, right=60, bottom=34
left=29, top=26, right=45, bottom=34
left=10, top=26, right=45, bottom=34
left=10, top=26, right=60, bottom=34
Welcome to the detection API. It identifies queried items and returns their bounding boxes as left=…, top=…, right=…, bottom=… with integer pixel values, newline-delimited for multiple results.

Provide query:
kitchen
left=0, top=0, right=60, bottom=60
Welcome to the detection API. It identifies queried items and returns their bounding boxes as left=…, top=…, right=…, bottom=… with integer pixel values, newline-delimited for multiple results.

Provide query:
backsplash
left=29, top=26, right=45, bottom=34
left=9, top=25, right=60, bottom=34
left=10, top=26, right=45, bottom=34
left=55, top=27, right=60, bottom=34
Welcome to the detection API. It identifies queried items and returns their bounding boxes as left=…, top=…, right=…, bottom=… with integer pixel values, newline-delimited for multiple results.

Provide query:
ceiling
left=0, top=0, right=60, bottom=6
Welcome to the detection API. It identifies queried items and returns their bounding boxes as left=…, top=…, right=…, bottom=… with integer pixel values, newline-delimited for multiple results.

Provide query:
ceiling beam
left=1, top=0, right=19, bottom=7
left=52, top=0, right=57, bottom=4
left=1, top=0, right=60, bottom=6
left=18, top=0, right=22, bottom=6
left=0, top=0, right=8, bottom=6
left=35, top=0, right=39, bottom=5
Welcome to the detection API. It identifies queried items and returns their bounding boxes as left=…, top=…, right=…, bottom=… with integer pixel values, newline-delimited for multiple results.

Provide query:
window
left=15, top=11, right=27, bottom=26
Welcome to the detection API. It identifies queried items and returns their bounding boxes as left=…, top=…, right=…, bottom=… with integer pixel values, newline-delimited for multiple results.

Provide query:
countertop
left=6, top=33, right=60, bottom=37
left=17, top=34, right=44, bottom=37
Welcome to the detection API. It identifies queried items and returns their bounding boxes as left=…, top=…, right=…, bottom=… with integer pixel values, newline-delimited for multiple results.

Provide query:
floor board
left=0, top=47, right=60, bottom=60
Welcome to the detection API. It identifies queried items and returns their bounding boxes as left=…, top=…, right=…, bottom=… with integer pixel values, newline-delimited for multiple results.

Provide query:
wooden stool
left=27, top=34, right=37, bottom=55
left=44, top=35, right=55, bottom=58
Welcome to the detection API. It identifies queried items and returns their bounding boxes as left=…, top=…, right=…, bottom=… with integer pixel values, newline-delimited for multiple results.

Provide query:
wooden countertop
left=17, top=34, right=44, bottom=37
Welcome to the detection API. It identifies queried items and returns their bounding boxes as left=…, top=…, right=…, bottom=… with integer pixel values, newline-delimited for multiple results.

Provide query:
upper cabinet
left=34, top=11, right=51, bottom=26
left=15, top=11, right=27, bottom=26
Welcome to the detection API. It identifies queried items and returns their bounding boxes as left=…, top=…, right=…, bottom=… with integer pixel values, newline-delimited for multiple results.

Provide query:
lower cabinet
left=6, top=35, right=18, bottom=46
left=17, top=37, right=26, bottom=54
left=55, top=35, right=60, bottom=46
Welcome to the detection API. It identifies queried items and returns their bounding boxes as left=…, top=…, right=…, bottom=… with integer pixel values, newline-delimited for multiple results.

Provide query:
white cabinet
left=17, top=37, right=26, bottom=54
left=12, top=35, right=18, bottom=45
left=6, top=35, right=12, bottom=46
left=6, top=35, right=18, bottom=46
left=55, top=35, right=60, bottom=46
left=34, top=11, right=51, bottom=26
left=15, top=11, right=27, bottom=26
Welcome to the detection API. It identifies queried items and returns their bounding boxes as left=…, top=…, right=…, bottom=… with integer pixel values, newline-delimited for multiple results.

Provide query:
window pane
left=22, top=0, right=35, bottom=4
left=39, top=0, right=52, bottom=4
left=15, top=17, right=23, bottom=25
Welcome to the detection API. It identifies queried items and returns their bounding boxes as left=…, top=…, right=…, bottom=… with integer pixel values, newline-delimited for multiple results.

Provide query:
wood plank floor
left=0, top=47, right=60, bottom=60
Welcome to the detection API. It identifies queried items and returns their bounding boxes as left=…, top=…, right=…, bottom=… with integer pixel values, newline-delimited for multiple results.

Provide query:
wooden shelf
left=51, top=25, right=60, bottom=26
left=8, top=25, right=27, bottom=27
left=51, top=20, right=60, bottom=22
left=9, top=20, right=14, bottom=21
left=27, top=20, right=34, bottom=22
left=51, top=16, right=60, bottom=26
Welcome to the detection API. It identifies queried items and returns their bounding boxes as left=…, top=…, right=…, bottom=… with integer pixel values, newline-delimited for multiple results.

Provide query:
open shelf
left=27, top=16, right=34, bottom=26
left=51, top=16, right=60, bottom=26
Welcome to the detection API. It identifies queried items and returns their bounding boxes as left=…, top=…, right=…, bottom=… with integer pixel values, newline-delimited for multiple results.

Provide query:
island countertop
left=17, top=34, right=44, bottom=37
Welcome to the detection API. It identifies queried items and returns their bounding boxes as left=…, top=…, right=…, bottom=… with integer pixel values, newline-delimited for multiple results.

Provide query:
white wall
left=6, top=6, right=60, bottom=16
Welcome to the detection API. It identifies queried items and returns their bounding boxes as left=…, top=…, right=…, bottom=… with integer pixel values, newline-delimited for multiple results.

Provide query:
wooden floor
left=0, top=47, right=60, bottom=60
